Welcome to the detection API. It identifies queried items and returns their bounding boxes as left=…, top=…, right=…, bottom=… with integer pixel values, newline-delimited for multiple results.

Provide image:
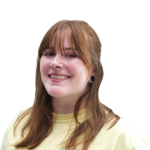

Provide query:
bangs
left=49, top=26, right=79, bottom=57
left=38, top=21, right=92, bottom=71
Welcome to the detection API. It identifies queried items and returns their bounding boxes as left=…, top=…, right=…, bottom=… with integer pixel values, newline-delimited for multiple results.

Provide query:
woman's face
left=40, top=34, right=90, bottom=100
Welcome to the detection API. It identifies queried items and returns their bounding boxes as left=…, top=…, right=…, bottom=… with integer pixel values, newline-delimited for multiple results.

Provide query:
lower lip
left=49, top=77, right=70, bottom=82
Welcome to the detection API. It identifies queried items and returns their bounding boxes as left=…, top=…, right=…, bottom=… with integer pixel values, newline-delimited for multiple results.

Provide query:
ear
left=91, top=63, right=96, bottom=75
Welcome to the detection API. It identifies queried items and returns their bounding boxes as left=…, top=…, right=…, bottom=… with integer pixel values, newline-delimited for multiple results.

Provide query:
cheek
left=69, top=61, right=80, bottom=74
left=69, top=60, right=88, bottom=79
left=40, top=57, right=50, bottom=75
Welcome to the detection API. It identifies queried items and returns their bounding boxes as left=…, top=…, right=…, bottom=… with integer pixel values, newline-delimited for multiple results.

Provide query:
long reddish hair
left=12, top=20, right=120, bottom=150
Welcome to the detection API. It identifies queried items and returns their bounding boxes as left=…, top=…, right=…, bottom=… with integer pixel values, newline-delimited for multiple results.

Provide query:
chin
left=48, top=92, right=64, bottom=97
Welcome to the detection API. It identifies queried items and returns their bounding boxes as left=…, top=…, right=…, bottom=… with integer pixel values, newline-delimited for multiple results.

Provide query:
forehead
left=49, top=29, right=77, bottom=54
left=49, top=33, right=69, bottom=46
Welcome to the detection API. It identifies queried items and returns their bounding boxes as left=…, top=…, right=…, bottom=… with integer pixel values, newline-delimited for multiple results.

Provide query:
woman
left=1, top=20, right=149, bottom=150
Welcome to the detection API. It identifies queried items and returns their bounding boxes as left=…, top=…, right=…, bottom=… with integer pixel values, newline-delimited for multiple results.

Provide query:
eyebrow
left=48, top=47, right=76, bottom=51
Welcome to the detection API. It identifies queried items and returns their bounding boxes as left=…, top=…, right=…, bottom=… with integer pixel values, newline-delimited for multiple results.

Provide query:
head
left=36, top=20, right=103, bottom=109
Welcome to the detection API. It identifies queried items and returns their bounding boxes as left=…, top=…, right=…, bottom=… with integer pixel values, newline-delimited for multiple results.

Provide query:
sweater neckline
left=52, top=109, right=87, bottom=123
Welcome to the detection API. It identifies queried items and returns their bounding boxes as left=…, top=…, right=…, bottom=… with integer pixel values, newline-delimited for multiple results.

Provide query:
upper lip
left=48, top=73, right=71, bottom=77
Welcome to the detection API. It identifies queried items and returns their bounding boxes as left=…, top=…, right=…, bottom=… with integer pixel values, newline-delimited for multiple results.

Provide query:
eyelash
left=45, top=53, right=76, bottom=58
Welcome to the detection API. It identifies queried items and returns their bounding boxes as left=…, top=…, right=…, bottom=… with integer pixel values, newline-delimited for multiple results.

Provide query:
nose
left=50, top=53, right=63, bottom=69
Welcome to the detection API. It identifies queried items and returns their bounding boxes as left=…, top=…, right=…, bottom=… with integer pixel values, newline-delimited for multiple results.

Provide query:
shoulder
left=111, top=118, right=148, bottom=150
left=19, top=106, right=30, bottom=115
left=1, top=107, right=30, bottom=150
left=3, top=107, right=31, bottom=134
left=101, top=113, right=149, bottom=150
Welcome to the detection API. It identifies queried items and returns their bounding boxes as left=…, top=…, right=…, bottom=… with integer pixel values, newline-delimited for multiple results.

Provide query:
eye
left=45, top=53, right=76, bottom=57
left=68, top=55, right=76, bottom=57
left=45, top=53, right=52, bottom=56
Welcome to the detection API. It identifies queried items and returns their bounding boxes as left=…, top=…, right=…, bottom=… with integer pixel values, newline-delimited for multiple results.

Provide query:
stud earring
left=90, top=76, right=95, bottom=82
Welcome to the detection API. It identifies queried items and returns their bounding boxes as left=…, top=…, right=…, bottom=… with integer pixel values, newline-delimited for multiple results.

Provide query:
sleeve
left=0, top=115, right=18, bottom=150
left=113, top=119, right=150, bottom=150
left=127, top=131, right=149, bottom=150
left=1, top=108, right=29, bottom=150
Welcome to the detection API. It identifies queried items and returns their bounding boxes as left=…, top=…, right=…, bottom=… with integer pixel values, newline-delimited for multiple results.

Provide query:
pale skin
left=40, top=33, right=95, bottom=114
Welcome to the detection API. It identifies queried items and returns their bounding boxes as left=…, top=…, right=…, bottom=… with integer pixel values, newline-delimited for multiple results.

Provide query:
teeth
left=50, top=75, right=69, bottom=79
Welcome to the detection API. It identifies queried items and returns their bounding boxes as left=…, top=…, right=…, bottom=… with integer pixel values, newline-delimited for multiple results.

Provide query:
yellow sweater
left=1, top=109, right=149, bottom=150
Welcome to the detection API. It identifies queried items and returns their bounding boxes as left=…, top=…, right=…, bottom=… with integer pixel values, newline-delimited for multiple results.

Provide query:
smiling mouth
left=48, top=75, right=71, bottom=79
left=48, top=75, right=71, bottom=80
